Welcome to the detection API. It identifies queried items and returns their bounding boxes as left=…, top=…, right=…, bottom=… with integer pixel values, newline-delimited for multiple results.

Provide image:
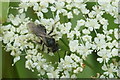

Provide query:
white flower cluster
left=57, top=54, right=83, bottom=78
left=1, top=13, right=32, bottom=65
left=25, top=51, right=58, bottom=77
left=1, top=0, right=119, bottom=78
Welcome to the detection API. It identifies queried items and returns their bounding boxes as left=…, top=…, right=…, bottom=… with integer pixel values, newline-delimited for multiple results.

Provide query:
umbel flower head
left=1, top=0, right=119, bottom=78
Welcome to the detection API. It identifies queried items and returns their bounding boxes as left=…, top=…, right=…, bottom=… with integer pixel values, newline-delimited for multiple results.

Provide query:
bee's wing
left=36, top=24, right=46, bottom=33
left=27, top=22, right=46, bottom=37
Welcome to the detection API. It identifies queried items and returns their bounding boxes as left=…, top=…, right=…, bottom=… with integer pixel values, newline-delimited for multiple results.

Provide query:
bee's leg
left=33, top=39, right=43, bottom=44
left=32, top=40, right=41, bottom=44
left=42, top=43, right=45, bottom=51
left=47, top=48, right=50, bottom=53
left=39, top=40, right=43, bottom=44
left=48, top=26, right=54, bottom=35
left=48, top=21, right=59, bottom=35
left=51, top=34, right=57, bottom=37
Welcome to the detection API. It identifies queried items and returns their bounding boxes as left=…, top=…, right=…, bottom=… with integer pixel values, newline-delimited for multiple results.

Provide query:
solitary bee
left=27, top=22, right=59, bottom=52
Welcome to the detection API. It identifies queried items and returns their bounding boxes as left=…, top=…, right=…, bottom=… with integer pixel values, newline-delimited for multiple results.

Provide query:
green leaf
left=77, top=53, right=103, bottom=78
left=0, top=42, right=2, bottom=79
left=15, top=56, right=39, bottom=78
left=2, top=50, right=19, bottom=78
left=0, top=0, right=10, bottom=24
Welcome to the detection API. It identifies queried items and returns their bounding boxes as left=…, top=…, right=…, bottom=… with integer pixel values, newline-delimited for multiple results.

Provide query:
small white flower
left=88, top=11, right=96, bottom=18
left=74, top=29, right=80, bottom=37
left=40, top=18, right=49, bottom=26
left=99, top=18, right=108, bottom=26
left=73, top=67, right=83, bottom=73
left=33, top=3, right=39, bottom=11
left=59, top=9, right=68, bottom=16
left=82, top=35, right=92, bottom=42
left=76, top=19, right=85, bottom=28
left=13, top=56, right=20, bottom=64
left=114, top=28, right=118, bottom=40
left=25, top=54, right=32, bottom=60
left=82, top=29, right=90, bottom=34
left=66, top=0, right=72, bottom=3
left=1, top=24, right=12, bottom=31
left=70, top=54, right=81, bottom=63
left=77, top=42, right=92, bottom=59
left=66, top=4, right=72, bottom=10
left=64, top=70, right=70, bottom=78
left=85, top=19, right=100, bottom=31
left=67, top=11, right=73, bottom=19
left=18, top=9, right=24, bottom=13
left=94, top=37, right=106, bottom=50
left=3, top=31, right=15, bottom=44
left=80, top=4, right=89, bottom=14
left=111, top=48, right=118, bottom=57
left=41, top=8, right=48, bottom=13
left=50, top=6, right=56, bottom=12
left=100, top=75, right=105, bottom=78
left=64, top=56, right=74, bottom=63
left=48, top=0, right=55, bottom=4
left=73, top=9, right=80, bottom=15
left=112, top=40, right=118, bottom=48
left=102, top=63, right=118, bottom=78
left=106, top=36, right=112, bottom=41
left=19, top=2, right=29, bottom=11
left=69, top=40, right=79, bottom=52
left=106, top=42, right=114, bottom=49
left=27, top=49, right=37, bottom=55
left=11, top=18, right=21, bottom=26
left=40, top=1, right=48, bottom=8
left=25, top=59, right=33, bottom=70
left=55, top=1, right=65, bottom=10
left=36, top=11, right=43, bottom=18
left=60, top=22, right=71, bottom=34
left=47, top=70, right=59, bottom=78
left=97, top=49, right=112, bottom=63
left=67, top=31, right=74, bottom=40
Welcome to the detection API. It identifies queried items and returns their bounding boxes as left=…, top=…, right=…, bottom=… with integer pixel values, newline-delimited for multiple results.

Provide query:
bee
left=27, top=22, right=59, bottom=52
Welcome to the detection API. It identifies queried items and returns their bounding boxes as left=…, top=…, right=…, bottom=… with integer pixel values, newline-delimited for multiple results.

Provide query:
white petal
left=97, top=58, right=103, bottom=63
left=14, top=56, right=20, bottom=64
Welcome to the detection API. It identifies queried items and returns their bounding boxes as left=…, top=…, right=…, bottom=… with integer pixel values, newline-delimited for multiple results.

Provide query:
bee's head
left=45, top=37, right=59, bottom=52
left=45, top=37, right=56, bottom=47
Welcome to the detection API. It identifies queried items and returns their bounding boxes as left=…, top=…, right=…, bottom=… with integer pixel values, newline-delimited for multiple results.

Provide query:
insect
left=27, top=22, right=59, bottom=53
